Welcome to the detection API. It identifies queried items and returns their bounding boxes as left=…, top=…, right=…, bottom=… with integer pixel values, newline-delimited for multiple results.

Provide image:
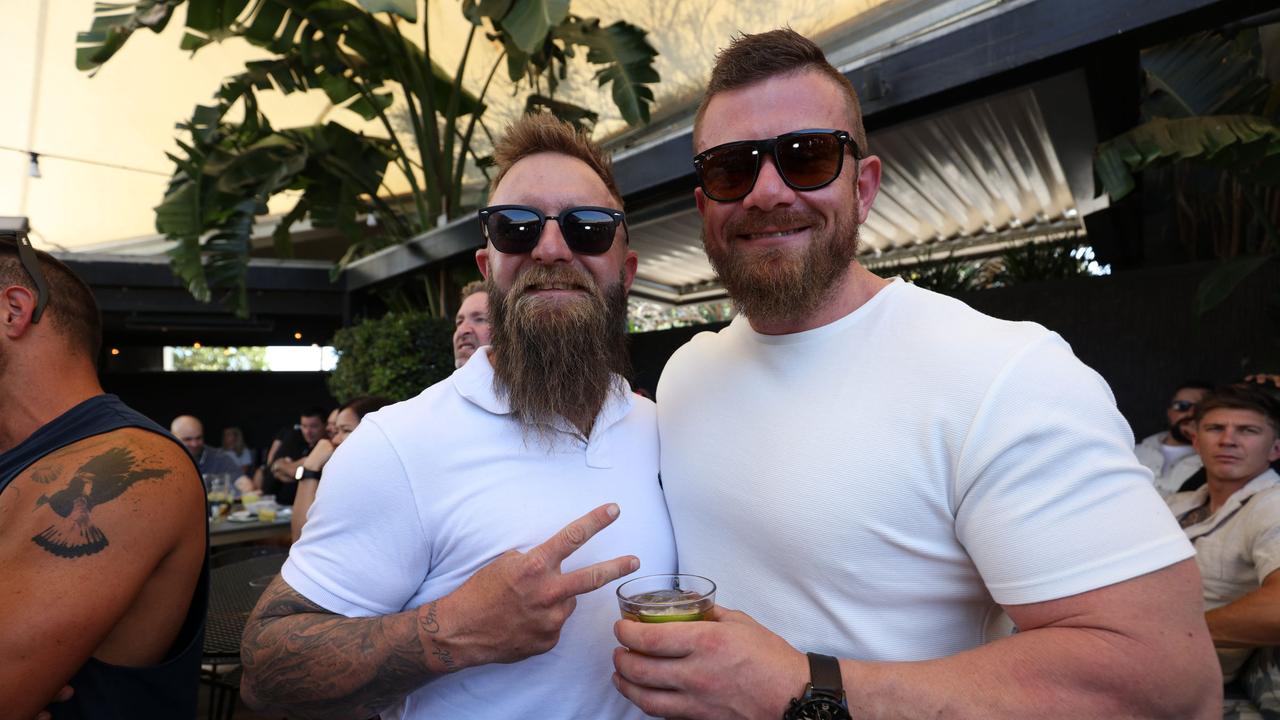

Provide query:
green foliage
left=992, top=241, right=1094, bottom=285
left=327, top=311, right=455, bottom=403
left=169, top=345, right=268, bottom=371
left=79, top=0, right=660, bottom=318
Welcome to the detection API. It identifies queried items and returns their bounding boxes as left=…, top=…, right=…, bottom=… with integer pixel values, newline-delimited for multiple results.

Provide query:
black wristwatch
left=294, top=465, right=322, bottom=481
left=784, top=653, right=851, bottom=720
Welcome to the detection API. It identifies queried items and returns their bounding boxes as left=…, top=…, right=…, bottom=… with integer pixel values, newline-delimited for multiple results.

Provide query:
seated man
left=239, top=114, right=676, bottom=719
left=1137, top=380, right=1213, bottom=497
left=1168, top=384, right=1280, bottom=683
left=0, top=231, right=207, bottom=717
left=261, top=406, right=326, bottom=505
left=453, top=280, right=491, bottom=368
left=171, top=413, right=244, bottom=478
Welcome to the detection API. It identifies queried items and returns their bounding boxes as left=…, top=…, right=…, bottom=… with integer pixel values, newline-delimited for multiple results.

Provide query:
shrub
left=328, top=312, right=454, bottom=404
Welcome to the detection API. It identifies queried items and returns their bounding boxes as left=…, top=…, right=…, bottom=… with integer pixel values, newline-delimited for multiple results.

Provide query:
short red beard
left=704, top=206, right=860, bottom=325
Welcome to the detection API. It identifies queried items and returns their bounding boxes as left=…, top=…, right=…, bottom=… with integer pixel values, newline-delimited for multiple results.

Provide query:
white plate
left=227, top=510, right=257, bottom=522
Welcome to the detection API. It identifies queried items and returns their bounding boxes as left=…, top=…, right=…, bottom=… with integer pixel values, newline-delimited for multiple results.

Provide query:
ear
left=621, top=248, right=639, bottom=292
left=0, top=285, right=38, bottom=340
left=475, top=247, right=491, bottom=280
left=854, top=154, right=883, bottom=224
left=694, top=187, right=708, bottom=217
left=1268, top=436, right=1280, bottom=463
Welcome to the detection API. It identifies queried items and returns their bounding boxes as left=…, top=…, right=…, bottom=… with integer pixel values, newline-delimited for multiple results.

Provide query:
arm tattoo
left=241, top=578, right=448, bottom=720
left=29, top=447, right=168, bottom=558
left=421, top=600, right=457, bottom=672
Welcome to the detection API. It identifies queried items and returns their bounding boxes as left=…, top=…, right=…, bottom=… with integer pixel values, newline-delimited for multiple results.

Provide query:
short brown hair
left=0, top=236, right=103, bottom=359
left=459, top=280, right=486, bottom=302
left=693, top=29, right=867, bottom=156
left=489, top=113, right=623, bottom=207
left=1195, top=385, right=1280, bottom=436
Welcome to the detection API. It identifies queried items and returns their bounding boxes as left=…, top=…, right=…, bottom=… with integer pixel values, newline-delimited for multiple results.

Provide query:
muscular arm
left=616, top=560, right=1221, bottom=720
left=0, top=430, right=204, bottom=720
left=239, top=577, right=449, bottom=720
left=241, top=503, right=637, bottom=719
left=1205, top=569, right=1280, bottom=648
left=839, top=560, right=1220, bottom=719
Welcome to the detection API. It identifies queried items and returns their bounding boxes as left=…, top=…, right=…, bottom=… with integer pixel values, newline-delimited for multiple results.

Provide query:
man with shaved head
left=0, top=231, right=206, bottom=717
left=170, top=414, right=243, bottom=479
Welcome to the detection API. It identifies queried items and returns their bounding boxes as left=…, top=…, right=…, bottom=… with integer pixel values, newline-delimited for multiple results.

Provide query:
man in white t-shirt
left=240, top=114, right=677, bottom=720
left=613, top=29, right=1220, bottom=720
left=1137, top=380, right=1213, bottom=497
left=1167, top=385, right=1280, bottom=683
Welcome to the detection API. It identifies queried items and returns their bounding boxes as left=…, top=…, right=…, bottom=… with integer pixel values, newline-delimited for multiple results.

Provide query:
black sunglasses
left=478, top=205, right=626, bottom=255
left=1169, top=400, right=1197, bottom=412
left=693, top=128, right=862, bottom=203
left=0, top=231, right=48, bottom=324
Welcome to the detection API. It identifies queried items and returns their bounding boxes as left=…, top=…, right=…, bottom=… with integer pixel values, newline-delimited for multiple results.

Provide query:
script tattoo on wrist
left=421, top=600, right=457, bottom=673
left=29, top=447, right=168, bottom=558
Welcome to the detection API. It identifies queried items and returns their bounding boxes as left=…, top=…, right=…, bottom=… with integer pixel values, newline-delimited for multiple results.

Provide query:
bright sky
left=1, top=0, right=893, bottom=252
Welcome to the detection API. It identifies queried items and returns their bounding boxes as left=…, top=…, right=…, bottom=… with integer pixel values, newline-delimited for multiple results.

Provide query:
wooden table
left=209, top=515, right=292, bottom=547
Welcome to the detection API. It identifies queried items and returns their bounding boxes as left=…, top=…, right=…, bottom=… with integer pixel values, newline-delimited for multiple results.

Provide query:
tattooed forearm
left=421, top=600, right=457, bottom=672
left=240, top=577, right=451, bottom=720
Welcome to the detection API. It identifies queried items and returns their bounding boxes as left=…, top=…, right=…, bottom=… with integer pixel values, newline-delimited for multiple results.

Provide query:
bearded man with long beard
left=613, top=29, right=1220, bottom=720
left=241, top=114, right=676, bottom=720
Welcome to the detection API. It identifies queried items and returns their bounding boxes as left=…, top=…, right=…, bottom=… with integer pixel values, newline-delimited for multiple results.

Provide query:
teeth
left=745, top=229, right=800, bottom=239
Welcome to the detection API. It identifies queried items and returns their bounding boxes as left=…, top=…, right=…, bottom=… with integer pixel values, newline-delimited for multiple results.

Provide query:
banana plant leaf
left=1195, top=255, right=1275, bottom=316
left=502, top=0, right=570, bottom=55
left=1094, top=115, right=1280, bottom=201
left=555, top=18, right=658, bottom=125
left=1141, top=29, right=1271, bottom=120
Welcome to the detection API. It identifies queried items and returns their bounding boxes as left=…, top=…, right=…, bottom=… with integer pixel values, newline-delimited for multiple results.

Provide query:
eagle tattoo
left=31, top=447, right=168, bottom=558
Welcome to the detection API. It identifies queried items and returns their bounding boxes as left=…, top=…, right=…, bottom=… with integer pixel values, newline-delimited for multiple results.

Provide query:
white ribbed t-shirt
left=658, top=279, right=1193, bottom=662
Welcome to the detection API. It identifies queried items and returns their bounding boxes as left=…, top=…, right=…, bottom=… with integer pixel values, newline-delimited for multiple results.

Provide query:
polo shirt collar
left=452, top=345, right=634, bottom=436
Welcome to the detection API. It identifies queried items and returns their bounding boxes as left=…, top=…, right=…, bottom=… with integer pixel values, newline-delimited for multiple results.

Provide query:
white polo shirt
left=284, top=348, right=676, bottom=719
left=1168, top=469, right=1280, bottom=680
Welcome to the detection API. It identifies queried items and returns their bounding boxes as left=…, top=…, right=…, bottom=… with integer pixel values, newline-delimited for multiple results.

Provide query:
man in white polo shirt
left=1137, top=380, right=1213, bottom=497
left=1168, top=384, right=1280, bottom=683
left=239, top=114, right=676, bottom=719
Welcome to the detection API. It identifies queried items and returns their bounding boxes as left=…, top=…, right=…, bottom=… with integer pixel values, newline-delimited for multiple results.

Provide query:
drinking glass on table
left=617, top=574, right=716, bottom=622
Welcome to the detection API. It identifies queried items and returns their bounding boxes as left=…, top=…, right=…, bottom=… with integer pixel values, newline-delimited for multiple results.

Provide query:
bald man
left=170, top=414, right=244, bottom=480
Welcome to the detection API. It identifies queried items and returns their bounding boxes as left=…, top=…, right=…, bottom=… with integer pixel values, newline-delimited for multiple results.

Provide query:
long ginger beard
left=487, top=264, right=632, bottom=444
left=704, top=205, right=860, bottom=326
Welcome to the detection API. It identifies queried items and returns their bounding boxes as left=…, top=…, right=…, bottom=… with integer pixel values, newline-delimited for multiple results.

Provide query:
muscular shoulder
left=0, top=427, right=204, bottom=560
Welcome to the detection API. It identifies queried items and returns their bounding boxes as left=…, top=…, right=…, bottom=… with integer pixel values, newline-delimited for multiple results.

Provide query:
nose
left=530, top=219, right=574, bottom=264
left=740, top=155, right=797, bottom=212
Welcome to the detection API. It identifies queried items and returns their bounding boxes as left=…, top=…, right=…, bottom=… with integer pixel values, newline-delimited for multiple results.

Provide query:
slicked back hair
left=489, top=113, right=623, bottom=207
left=693, top=28, right=867, bottom=156
left=1195, top=385, right=1280, bottom=436
left=0, top=237, right=102, bottom=360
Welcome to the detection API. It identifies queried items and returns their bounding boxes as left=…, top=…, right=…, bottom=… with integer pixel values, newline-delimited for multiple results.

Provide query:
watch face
left=791, top=697, right=850, bottom=720
left=295, top=464, right=305, bottom=481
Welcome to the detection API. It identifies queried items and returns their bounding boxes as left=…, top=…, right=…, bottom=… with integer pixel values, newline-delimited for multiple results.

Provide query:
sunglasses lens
left=561, top=209, right=618, bottom=254
left=486, top=207, right=542, bottom=253
left=697, top=144, right=760, bottom=201
left=777, top=133, right=843, bottom=189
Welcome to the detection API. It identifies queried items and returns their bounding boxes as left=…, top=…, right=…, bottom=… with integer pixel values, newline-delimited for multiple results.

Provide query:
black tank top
left=0, top=394, right=209, bottom=720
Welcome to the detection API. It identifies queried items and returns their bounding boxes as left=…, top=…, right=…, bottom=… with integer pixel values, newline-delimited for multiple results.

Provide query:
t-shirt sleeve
left=953, top=332, right=1194, bottom=606
left=1248, top=490, right=1280, bottom=583
left=281, top=418, right=430, bottom=617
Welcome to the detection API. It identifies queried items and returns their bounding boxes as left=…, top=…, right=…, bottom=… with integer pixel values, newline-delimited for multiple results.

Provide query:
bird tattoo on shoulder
left=30, top=446, right=169, bottom=558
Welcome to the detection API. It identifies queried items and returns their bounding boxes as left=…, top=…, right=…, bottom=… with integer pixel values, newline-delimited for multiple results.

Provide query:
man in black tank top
left=0, top=232, right=208, bottom=719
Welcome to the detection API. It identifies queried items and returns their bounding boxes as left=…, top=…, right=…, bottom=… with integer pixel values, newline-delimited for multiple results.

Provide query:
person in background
left=170, top=414, right=245, bottom=481
left=613, top=28, right=1219, bottom=720
left=0, top=231, right=206, bottom=718
left=1136, top=380, right=1214, bottom=497
left=324, top=408, right=340, bottom=441
left=1167, top=385, right=1280, bottom=686
left=262, top=407, right=326, bottom=506
left=291, top=396, right=393, bottom=541
left=453, top=280, right=491, bottom=368
left=220, top=425, right=255, bottom=476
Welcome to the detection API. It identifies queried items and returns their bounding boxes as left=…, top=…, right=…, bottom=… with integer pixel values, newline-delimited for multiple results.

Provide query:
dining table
left=209, top=513, right=292, bottom=547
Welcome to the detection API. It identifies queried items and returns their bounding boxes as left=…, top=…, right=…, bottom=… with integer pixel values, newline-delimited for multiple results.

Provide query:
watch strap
left=807, top=653, right=843, bottom=696
left=300, top=468, right=322, bottom=480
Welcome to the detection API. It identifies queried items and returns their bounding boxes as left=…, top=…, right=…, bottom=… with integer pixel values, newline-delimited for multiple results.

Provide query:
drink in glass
left=617, top=574, right=715, bottom=623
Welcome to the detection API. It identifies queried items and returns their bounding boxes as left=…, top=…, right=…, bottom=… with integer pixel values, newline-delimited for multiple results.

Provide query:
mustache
left=509, top=264, right=599, bottom=296
left=722, top=209, right=822, bottom=238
